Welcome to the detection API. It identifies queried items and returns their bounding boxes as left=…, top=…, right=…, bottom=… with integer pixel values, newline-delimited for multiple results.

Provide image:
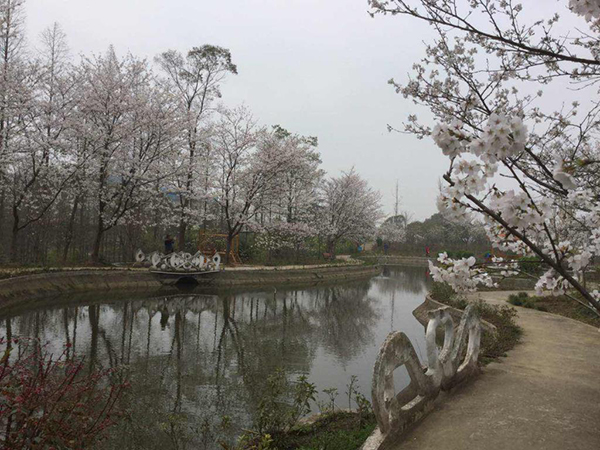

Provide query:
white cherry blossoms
left=429, top=252, right=495, bottom=293
left=431, top=111, right=600, bottom=303
left=570, top=0, right=600, bottom=24
left=435, top=114, right=528, bottom=223
left=552, top=160, right=578, bottom=190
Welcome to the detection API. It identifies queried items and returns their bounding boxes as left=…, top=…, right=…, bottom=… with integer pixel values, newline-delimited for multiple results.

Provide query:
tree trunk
left=62, top=195, right=80, bottom=264
left=178, top=219, right=187, bottom=252
left=327, top=239, right=336, bottom=258
left=9, top=208, right=19, bottom=263
left=226, top=233, right=234, bottom=265
left=91, top=223, right=103, bottom=264
left=0, top=188, right=5, bottom=257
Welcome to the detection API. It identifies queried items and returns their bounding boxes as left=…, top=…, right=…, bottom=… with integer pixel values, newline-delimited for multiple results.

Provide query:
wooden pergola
left=197, top=231, right=241, bottom=265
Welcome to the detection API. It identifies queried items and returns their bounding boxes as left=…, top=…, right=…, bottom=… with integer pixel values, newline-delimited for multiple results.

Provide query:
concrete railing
left=362, top=303, right=482, bottom=450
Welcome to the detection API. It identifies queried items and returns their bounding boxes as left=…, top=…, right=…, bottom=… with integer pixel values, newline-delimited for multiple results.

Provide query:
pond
left=0, top=265, right=431, bottom=449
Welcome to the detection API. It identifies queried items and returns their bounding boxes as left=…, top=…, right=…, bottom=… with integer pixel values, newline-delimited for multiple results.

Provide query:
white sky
left=23, top=0, right=584, bottom=221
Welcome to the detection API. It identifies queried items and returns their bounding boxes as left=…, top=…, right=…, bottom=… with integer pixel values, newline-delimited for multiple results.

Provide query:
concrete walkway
left=393, top=291, right=600, bottom=450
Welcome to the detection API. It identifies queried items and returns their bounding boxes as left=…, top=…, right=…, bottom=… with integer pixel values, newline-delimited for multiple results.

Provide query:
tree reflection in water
left=0, top=266, right=429, bottom=449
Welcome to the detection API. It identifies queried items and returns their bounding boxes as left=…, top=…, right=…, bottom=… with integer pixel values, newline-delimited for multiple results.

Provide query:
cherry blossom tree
left=212, top=107, right=318, bottom=263
left=318, top=169, right=383, bottom=256
left=4, top=23, right=83, bottom=262
left=378, top=217, right=407, bottom=245
left=251, top=221, right=315, bottom=262
left=79, top=48, right=178, bottom=263
left=155, top=45, right=237, bottom=251
left=0, top=0, right=27, bottom=256
left=262, top=125, right=323, bottom=224
left=370, top=0, right=600, bottom=314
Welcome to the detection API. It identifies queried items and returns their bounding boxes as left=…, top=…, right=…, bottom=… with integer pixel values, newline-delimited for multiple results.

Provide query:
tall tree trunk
left=78, top=198, right=86, bottom=263
left=93, top=153, right=108, bottom=264
left=327, top=239, right=336, bottom=258
left=178, top=219, right=187, bottom=252
left=62, top=195, right=80, bottom=264
left=226, top=232, right=234, bottom=265
left=9, top=207, right=19, bottom=263
left=179, top=140, right=195, bottom=252
left=0, top=188, right=5, bottom=258
left=91, top=222, right=103, bottom=264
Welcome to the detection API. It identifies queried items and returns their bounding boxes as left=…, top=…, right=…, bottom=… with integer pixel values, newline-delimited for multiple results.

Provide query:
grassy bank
left=430, top=282, right=523, bottom=364
left=507, top=292, right=600, bottom=327
left=249, top=411, right=376, bottom=450
left=217, top=370, right=376, bottom=450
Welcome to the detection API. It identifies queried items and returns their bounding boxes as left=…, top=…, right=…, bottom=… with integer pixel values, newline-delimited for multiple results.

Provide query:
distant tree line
left=378, top=213, right=490, bottom=256
left=0, top=0, right=382, bottom=265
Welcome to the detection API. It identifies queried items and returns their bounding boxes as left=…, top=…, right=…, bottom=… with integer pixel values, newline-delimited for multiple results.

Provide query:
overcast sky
left=23, top=0, right=582, bottom=221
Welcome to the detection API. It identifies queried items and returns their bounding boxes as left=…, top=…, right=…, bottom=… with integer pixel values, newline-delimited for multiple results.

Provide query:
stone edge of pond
left=413, top=294, right=497, bottom=334
left=359, top=255, right=433, bottom=267
left=0, top=264, right=382, bottom=306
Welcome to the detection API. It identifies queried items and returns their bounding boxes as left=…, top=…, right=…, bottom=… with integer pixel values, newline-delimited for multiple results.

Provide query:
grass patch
left=508, top=292, right=600, bottom=327
left=230, top=371, right=376, bottom=450
left=274, top=411, right=376, bottom=450
left=430, top=282, right=523, bottom=364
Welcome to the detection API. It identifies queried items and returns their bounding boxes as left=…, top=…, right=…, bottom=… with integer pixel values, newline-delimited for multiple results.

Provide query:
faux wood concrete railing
left=362, top=304, right=482, bottom=450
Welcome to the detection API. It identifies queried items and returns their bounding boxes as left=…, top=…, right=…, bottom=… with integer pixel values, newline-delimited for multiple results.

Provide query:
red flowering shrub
left=0, top=338, right=128, bottom=449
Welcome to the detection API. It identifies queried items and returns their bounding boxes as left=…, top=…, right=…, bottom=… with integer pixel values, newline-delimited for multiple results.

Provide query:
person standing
left=425, top=246, right=430, bottom=257
left=164, top=235, right=175, bottom=254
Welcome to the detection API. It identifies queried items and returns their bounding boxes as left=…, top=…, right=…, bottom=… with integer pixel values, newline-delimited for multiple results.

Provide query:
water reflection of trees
left=377, top=266, right=430, bottom=295
left=0, top=281, right=380, bottom=450
left=307, top=284, right=379, bottom=366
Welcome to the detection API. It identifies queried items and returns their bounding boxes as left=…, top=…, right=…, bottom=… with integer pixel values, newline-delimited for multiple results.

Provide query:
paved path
left=393, top=291, right=600, bottom=450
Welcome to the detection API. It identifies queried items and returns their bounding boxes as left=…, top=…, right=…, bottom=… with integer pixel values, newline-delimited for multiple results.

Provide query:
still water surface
left=0, top=266, right=431, bottom=449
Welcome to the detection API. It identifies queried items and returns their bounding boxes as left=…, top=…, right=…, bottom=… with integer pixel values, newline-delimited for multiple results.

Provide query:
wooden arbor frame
left=197, top=231, right=241, bottom=265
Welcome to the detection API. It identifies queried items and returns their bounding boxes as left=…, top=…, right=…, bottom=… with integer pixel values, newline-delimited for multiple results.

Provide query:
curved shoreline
left=0, top=264, right=381, bottom=308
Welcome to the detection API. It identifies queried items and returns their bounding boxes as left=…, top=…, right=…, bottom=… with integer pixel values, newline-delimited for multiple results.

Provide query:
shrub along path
left=391, top=290, right=600, bottom=450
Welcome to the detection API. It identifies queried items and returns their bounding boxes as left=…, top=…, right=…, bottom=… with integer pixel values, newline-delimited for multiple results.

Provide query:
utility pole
left=394, top=180, right=400, bottom=217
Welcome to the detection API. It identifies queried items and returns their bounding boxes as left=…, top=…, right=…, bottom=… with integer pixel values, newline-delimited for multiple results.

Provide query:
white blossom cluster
left=377, top=220, right=407, bottom=243
left=552, top=160, right=578, bottom=190
left=469, top=114, right=528, bottom=165
left=251, top=222, right=316, bottom=252
left=428, top=252, right=495, bottom=293
left=535, top=269, right=571, bottom=297
left=489, top=191, right=553, bottom=231
left=570, top=0, right=600, bottom=24
left=433, top=111, right=600, bottom=301
left=435, top=114, right=530, bottom=221
left=431, top=120, right=468, bottom=157
left=489, top=256, right=521, bottom=278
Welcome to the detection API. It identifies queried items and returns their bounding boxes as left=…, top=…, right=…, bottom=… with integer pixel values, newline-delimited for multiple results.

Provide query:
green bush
left=430, top=282, right=461, bottom=305
left=507, top=292, right=549, bottom=311
left=517, top=256, right=545, bottom=276
left=229, top=373, right=375, bottom=450
left=255, top=370, right=317, bottom=436
left=507, top=292, right=529, bottom=306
